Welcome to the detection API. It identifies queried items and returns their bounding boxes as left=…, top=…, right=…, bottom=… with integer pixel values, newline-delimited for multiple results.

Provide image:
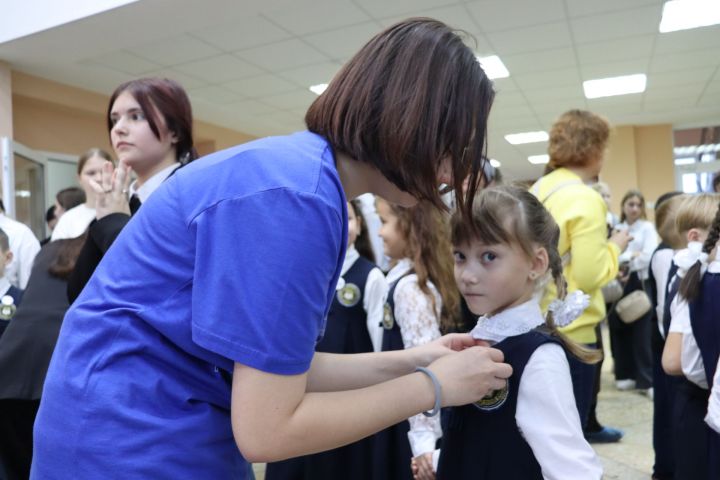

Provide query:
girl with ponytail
left=435, top=185, right=602, bottom=480
left=662, top=194, right=720, bottom=480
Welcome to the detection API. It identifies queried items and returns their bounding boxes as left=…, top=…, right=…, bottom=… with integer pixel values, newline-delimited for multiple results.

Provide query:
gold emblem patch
left=337, top=283, right=361, bottom=307
left=473, top=380, right=509, bottom=411
left=382, top=303, right=395, bottom=329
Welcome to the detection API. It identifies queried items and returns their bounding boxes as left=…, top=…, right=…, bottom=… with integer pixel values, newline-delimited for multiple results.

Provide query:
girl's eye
left=130, top=112, right=146, bottom=121
left=481, top=252, right=496, bottom=263
left=109, top=116, right=118, bottom=126
left=453, top=251, right=465, bottom=262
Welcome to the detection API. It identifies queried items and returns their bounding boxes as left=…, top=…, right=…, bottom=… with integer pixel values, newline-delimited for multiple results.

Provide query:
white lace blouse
left=386, top=259, right=443, bottom=458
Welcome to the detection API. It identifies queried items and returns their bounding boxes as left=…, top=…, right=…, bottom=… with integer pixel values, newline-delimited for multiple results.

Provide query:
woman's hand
left=411, top=452, right=436, bottom=480
left=412, top=333, right=488, bottom=366
left=89, top=160, right=132, bottom=220
left=427, top=346, right=512, bottom=407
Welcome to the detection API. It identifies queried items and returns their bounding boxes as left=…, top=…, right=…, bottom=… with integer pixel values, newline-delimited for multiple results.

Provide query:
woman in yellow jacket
left=531, top=109, right=631, bottom=443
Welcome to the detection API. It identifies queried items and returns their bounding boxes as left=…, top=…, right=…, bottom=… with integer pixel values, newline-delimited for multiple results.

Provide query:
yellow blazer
left=530, top=168, right=621, bottom=344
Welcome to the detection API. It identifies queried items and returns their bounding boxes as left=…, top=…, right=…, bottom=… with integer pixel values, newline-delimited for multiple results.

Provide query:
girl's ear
left=529, top=246, right=549, bottom=281
left=687, top=228, right=703, bottom=243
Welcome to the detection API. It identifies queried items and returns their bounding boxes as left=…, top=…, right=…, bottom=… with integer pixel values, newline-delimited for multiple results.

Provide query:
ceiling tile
left=523, top=85, right=586, bottom=103
left=378, top=4, right=482, bottom=38
left=654, top=25, right=720, bottom=55
left=129, top=34, right=222, bottom=66
left=649, top=48, right=720, bottom=74
left=351, top=0, right=459, bottom=19
left=576, top=35, right=654, bottom=65
left=83, top=50, right=162, bottom=75
left=501, top=48, right=577, bottom=75
left=485, top=22, right=573, bottom=56
left=513, top=67, right=582, bottom=91
left=648, top=68, right=717, bottom=88
left=234, top=39, right=329, bottom=71
left=465, top=0, right=565, bottom=32
left=223, top=74, right=297, bottom=97
left=277, top=61, right=343, bottom=88
left=302, top=22, right=381, bottom=59
left=570, top=5, right=661, bottom=44
left=565, top=0, right=660, bottom=18
left=261, top=89, right=318, bottom=109
left=187, top=85, right=245, bottom=104
left=173, top=55, right=263, bottom=82
left=191, top=15, right=293, bottom=51
left=643, top=83, right=707, bottom=102
left=143, top=68, right=209, bottom=89
left=580, top=59, right=648, bottom=80
left=263, top=0, right=372, bottom=36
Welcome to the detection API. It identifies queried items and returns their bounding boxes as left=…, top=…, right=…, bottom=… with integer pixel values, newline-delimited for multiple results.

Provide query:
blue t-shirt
left=32, top=131, right=347, bottom=479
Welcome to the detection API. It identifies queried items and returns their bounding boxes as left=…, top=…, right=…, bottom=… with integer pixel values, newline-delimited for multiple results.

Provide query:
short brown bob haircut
left=306, top=18, right=495, bottom=217
left=546, top=109, right=610, bottom=172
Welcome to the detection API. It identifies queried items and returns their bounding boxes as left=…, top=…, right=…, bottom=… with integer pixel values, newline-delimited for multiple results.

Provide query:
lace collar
left=470, top=298, right=544, bottom=344
left=386, top=258, right=414, bottom=285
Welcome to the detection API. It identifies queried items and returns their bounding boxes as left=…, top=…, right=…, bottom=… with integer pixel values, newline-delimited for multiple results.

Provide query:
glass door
left=1, top=138, right=48, bottom=239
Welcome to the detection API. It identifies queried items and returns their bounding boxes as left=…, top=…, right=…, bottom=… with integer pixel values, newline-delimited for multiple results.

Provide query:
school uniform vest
left=265, top=256, right=377, bottom=480
left=688, top=271, right=720, bottom=480
left=372, top=272, right=414, bottom=480
left=316, top=256, right=375, bottom=354
left=667, top=268, right=712, bottom=480
left=662, top=262, right=680, bottom=340
left=436, top=330, right=562, bottom=480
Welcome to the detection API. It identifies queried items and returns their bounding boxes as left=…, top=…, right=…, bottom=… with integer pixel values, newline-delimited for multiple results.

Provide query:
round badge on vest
left=0, top=295, right=16, bottom=320
left=337, top=283, right=361, bottom=307
left=382, top=303, right=394, bottom=330
left=473, top=380, right=509, bottom=411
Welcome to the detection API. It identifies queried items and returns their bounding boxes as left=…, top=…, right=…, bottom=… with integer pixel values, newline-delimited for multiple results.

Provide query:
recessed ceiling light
left=528, top=154, right=549, bottom=164
left=504, top=131, right=549, bottom=145
left=489, top=159, right=501, bottom=168
left=309, top=83, right=328, bottom=95
left=476, top=55, right=510, bottom=80
left=659, top=0, right=720, bottom=33
left=583, top=74, right=647, bottom=99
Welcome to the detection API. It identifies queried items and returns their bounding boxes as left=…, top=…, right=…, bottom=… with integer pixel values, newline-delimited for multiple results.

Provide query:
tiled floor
left=253, top=327, right=655, bottom=479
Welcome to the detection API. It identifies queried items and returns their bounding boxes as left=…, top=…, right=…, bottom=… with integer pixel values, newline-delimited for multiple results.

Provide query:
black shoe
left=584, top=426, right=624, bottom=443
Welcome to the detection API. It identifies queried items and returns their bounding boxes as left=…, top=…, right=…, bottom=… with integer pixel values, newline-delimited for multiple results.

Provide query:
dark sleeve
left=66, top=213, right=131, bottom=303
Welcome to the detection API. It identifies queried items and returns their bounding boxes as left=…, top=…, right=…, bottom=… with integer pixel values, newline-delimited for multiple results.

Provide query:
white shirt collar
left=341, top=246, right=359, bottom=276
left=0, top=277, right=11, bottom=298
left=128, top=163, right=180, bottom=203
left=386, top=258, right=413, bottom=285
left=470, top=298, right=545, bottom=344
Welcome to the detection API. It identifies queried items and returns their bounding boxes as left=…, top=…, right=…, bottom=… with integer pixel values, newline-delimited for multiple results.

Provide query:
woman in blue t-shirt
left=33, top=18, right=512, bottom=479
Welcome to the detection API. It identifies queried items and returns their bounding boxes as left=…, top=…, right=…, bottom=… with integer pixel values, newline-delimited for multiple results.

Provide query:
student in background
left=0, top=228, right=24, bottom=338
left=376, top=198, right=459, bottom=480
left=0, top=201, right=41, bottom=290
left=51, top=149, right=114, bottom=241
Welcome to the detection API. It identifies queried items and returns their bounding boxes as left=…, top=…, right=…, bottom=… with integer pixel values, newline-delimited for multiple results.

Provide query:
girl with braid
left=435, top=185, right=602, bottom=480
left=662, top=194, right=720, bottom=480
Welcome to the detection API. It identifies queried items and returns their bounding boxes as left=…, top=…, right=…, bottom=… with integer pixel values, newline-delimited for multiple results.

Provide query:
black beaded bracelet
left=415, top=366, right=442, bottom=417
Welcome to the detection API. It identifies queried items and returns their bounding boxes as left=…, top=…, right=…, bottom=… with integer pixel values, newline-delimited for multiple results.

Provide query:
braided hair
left=679, top=199, right=720, bottom=302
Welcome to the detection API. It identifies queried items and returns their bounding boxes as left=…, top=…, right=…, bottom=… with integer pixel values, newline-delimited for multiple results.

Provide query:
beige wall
left=603, top=124, right=675, bottom=219
left=11, top=71, right=255, bottom=158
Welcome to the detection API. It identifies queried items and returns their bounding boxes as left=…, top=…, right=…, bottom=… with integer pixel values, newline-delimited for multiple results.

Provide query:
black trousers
left=584, top=323, right=605, bottom=433
left=608, top=272, right=653, bottom=389
left=0, top=399, right=40, bottom=480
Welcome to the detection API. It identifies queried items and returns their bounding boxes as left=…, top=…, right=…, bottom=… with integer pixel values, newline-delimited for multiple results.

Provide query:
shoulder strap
left=531, top=177, right=583, bottom=265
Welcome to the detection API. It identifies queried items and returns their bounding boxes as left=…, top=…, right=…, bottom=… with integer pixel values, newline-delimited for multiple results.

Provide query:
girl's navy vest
left=437, top=330, right=563, bottom=480
left=372, top=271, right=415, bottom=480
left=688, top=271, right=720, bottom=480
